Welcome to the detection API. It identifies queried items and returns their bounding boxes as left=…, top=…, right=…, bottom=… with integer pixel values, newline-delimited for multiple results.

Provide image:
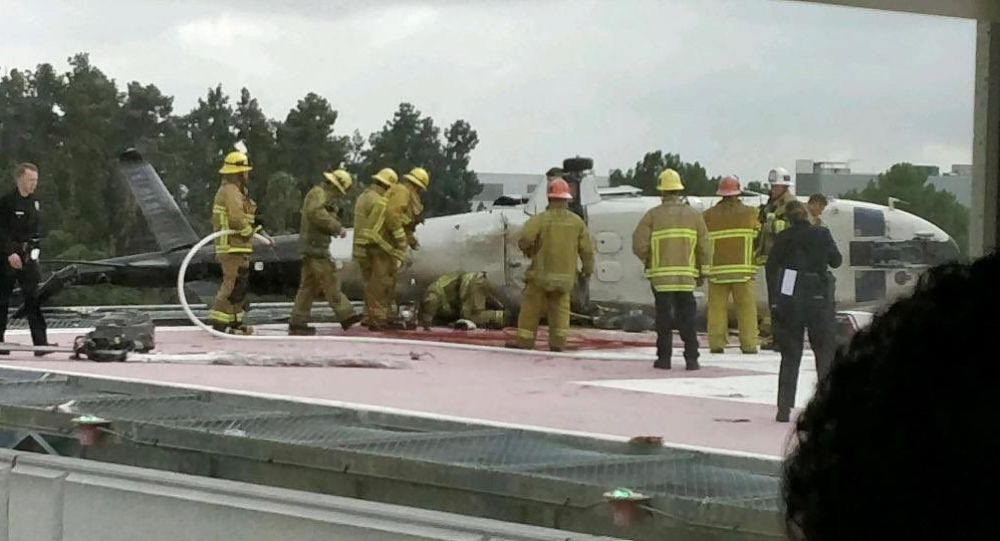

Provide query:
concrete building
left=795, top=160, right=972, bottom=208
left=795, top=159, right=877, bottom=196
left=927, top=164, right=973, bottom=208
left=473, top=172, right=610, bottom=209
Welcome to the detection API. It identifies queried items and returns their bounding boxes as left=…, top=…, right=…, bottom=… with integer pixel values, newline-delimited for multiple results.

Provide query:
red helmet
left=547, top=178, right=573, bottom=200
left=717, top=175, right=742, bottom=197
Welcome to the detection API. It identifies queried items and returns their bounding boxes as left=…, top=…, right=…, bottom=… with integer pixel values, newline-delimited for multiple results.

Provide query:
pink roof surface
left=0, top=326, right=800, bottom=458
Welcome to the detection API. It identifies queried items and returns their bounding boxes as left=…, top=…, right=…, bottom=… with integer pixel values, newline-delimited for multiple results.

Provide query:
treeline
left=0, top=54, right=483, bottom=264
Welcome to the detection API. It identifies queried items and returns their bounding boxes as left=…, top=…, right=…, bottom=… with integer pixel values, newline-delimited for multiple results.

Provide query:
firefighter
left=507, top=179, right=594, bottom=352
left=289, top=169, right=363, bottom=335
left=388, top=167, right=430, bottom=250
left=703, top=175, right=759, bottom=354
left=353, top=168, right=407, bottom=331
left=766, top=201, right=842, bottom=423
left=210, top=150, right=261, bottom=335
left=419, top=271, right=506, bottom=330
left=755, top=167, right=797, bottom=347
left=632, top=169, right=711, bottom=370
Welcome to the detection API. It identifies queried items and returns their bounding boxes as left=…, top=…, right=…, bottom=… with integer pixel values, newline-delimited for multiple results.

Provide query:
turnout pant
left=775, top=293, right=836, bottom=413
left=516, top=282, right=570, bottom=349
left=359, top=246, right=397, bottom=326
left=0, top=261, right=48, bottom=346
left=653, top=290, right=699, bottom=363
left=707, top=280, right=759, bottom=352
left=210, top=253, right=251, bottom=329
left=290, top=256, right=355, bottom=327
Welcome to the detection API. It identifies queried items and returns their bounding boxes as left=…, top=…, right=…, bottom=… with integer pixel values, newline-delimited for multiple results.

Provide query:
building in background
left=927, top=164, right=972, bottom=208
left=472, top=172, right=610, bottom=210
left=795, top=159, right=970, bottom=209
left=794, top=160, right=877, bottom=196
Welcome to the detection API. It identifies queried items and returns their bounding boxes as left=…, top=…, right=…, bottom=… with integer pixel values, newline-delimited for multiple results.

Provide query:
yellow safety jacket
left=518, top=201, right=595, bottom=293
left=755, top=190, right=796, bottom=265
left=299, top=186, right=343, bottom=258
left=352, top=185, right=406, bottom=261
left=703, top=198, right=759, bottom=284
left=387, top=182, right=424, bottom=248
left=212, top=180, right=257, bottom=255
left=423, top=272, right=481, bottom=316
left=632, top=195, right=711, bottom=293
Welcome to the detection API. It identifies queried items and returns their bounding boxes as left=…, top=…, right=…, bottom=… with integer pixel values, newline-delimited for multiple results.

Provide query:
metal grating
left=66, top=395, right=290, bottom=422
left=0, top=380, right=121, bottom=406
left=160, top=414, right=426, bottom=447
left=0, top=372, right=782, bottom=515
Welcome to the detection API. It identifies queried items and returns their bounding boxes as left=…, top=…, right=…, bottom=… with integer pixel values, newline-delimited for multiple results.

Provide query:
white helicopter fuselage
left=330, top=191, right=957, bottom=315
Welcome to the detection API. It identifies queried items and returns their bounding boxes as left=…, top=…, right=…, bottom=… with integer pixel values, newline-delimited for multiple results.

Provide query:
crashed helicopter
left=22, top=151, right=960, bottom=327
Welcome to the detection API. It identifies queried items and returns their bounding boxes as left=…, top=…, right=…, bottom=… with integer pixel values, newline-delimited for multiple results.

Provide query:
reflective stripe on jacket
left=212, top=180, right=256, bottom=254
left=755, top=190, right=796, bottom=265
left=353, top=185, right=406, bottom=261
left=703, top=198, right=759, bottom=284
left=518, top=201, right=595, bottom=293
left=632, top=195, right=711, bottom=293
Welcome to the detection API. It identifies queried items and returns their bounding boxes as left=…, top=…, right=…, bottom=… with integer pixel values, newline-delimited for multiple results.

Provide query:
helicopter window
left=854, top=207, right=886, bottom=237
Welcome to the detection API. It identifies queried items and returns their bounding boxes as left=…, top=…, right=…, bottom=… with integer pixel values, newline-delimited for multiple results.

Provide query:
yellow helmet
left=657, top=169, right=684, bottom=192
left=323, top=169, right=353, bottom=194
left=403, top=167, right=430, bottom=190
left=371, top=168, right=398, bottom=187
left=219, top=151, right=252, bottom=175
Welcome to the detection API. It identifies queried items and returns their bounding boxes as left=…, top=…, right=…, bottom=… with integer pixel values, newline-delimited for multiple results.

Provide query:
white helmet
left=768, top=167, right=792, bottom=186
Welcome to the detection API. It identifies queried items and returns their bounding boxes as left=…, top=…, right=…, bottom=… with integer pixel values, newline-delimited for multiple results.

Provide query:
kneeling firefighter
left=419, top=272, right=507, bottom=330
left=289, top=168, right=363, bottom=335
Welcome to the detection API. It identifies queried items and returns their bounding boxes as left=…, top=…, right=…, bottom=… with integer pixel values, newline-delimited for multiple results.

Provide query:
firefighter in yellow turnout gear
left=633, top=169, right=711, bottom=370
left=420, top=272, right=506, bottom=330
left=387, top=167, right=429, bottom=250
left=703, top=175, right=760, bottom=354
left=353, top=168, right=407, bottom=330
left=289, top=169, right=362, bottom=335
left=508, top=179, right=594, bottom=352
left=755, top=167, right=797, bottom=345
left=210, top=151, right=259, bottom=334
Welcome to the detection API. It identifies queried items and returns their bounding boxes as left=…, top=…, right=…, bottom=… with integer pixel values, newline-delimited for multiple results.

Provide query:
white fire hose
left=177, top=230, right=652, bottom=361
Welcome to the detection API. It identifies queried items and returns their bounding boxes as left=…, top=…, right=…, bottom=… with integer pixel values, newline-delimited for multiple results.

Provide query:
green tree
left=842, top=163, right=969, bottom=254
left=180, top=84, right=236, bottom=232
left=363, top=103, right=481, bottom=217
left=261, top=171, right=301, bottom=234
left=234, top=87, right=276, bottom=203
left=610, top=151, right=718, bottom=196
left=275, top=92, right=347, bottom=195
left=58, top=54, right=122, bottom=250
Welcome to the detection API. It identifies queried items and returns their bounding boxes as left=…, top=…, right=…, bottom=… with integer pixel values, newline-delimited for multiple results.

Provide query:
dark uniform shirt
left=0, top=189, right=41, bottom=258
left=766, top=221, right=842, bottom=302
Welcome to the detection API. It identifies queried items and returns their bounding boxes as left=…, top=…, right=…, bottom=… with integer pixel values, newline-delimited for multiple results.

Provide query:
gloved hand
left=696, top=276, right=705, bottom=287
left=409, top=237, right=420, bottom=250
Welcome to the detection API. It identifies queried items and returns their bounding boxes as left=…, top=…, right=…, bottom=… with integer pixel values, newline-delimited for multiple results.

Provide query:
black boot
left=776, top=408, right=791, bottom=423
left=340, top=314, right=362, bottom=331
left=653, top=358, right=671, bottom=370
left=685, top=356, right=701, bottom=371
left=288, top=325, right=317, bottom=336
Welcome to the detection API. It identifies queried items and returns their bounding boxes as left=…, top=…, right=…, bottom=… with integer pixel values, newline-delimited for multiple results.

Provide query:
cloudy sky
left=1, top=0, right=976, bottom=179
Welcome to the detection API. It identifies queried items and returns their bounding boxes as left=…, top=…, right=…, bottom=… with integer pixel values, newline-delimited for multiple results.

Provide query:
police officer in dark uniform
left=766, top=200, right=841, bottom=423
left=0, top=163, right=51, bottom=354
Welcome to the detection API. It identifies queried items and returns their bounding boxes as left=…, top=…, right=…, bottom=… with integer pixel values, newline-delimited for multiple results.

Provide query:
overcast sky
left=1, top=0, right=976, bottom=179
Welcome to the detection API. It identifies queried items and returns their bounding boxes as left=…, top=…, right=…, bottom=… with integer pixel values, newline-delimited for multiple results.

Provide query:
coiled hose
left=177, top=230, right=650, bottom=361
